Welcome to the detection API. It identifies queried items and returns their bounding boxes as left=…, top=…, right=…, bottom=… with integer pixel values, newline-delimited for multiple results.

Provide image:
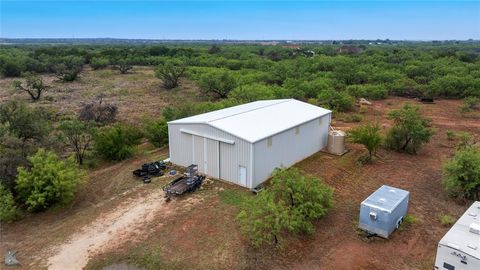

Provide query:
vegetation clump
left=443, top=146, right=480, bottom=200
left=197, top=69, right=237, bottom=99
left=0, top=101, right=51, bottom=190
left=348, top=122, right=383, bottom=162
left=94, top=123, right=143, bottom=161
left=155, top=59, right=186, bottom=89
left=114, top=59, right=133, bottom=74
left=0, top=183, right=18, bottom=222
left=16, top=149, right=85, bottom=212
left=439, top=214, right=456, bottom=227
left=143, top=119, right=168, bottom=148
left=58, top=120, right=97, bottom=165
left=90, top=57, right=110, bottom=70
left=385, top=103, right=433, bottom=154
left=54, top=56, right=84, bottom=82
left=459, top=96, right=480, bottom=114
left=12, top=73, right=49, bottom=101
left=237, top=168, right=333, bottom=247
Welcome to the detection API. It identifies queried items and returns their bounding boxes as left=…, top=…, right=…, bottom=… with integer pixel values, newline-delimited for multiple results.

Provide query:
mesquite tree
left=348, top=122, right=383, bottom=162
left=13, top=73, right=49, bottom=101
left=155, top=60, right=186, bottom=89
left=385, top=103, right=433, bottom=154
left=58, top=120, right=97, bottom=165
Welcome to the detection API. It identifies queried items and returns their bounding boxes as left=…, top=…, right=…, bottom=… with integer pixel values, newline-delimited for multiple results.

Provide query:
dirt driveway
left=47, top=189, right=172, bottom=270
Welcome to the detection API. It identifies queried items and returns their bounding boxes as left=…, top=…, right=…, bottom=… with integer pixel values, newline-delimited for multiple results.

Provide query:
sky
left=1, top=1, right=479, bottom=40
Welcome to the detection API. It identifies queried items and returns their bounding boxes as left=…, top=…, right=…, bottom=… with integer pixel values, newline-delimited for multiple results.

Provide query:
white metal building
left=434, top=201, right=480, bottom=270
left=168, top=99, right=332, bottom=188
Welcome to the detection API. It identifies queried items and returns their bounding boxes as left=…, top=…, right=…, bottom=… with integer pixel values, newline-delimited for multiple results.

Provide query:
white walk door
left=239, top=166, right=247, bottom=187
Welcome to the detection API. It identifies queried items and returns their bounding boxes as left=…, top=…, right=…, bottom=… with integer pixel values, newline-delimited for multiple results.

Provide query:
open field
left=0, top=66, right=199, bottom=123
left=1, top=88, right=476, bottom=269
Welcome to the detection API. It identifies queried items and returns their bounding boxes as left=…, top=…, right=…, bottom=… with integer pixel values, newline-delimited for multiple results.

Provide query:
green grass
left=218, top=189, right=249, bottom=206
left=398, top=214, right=418, bottom=231
left=439, top=214, right=456, bottom=227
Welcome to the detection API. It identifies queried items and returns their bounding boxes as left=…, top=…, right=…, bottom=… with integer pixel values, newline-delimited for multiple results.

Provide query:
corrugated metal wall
left=252, top=114, right=331, bottom=187
left=206, top=139, right=219, bottom=178
left=168, top=123, right=252, bottom=187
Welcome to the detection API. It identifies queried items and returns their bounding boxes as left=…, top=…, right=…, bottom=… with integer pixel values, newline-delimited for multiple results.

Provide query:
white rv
left=434, top=201, right=480, bottom=270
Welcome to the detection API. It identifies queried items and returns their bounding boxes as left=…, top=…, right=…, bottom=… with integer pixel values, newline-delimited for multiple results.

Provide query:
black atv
left=133, top=161, right=167, bottom=178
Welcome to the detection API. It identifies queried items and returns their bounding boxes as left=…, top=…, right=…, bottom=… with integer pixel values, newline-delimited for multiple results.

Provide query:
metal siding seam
left=192, top=135, right=195, bottom=164
left=217, top=141, right=220, bottom=179
left=204, top=137, right=208, bottom=174
left=249, top=143, right=254, bottom=189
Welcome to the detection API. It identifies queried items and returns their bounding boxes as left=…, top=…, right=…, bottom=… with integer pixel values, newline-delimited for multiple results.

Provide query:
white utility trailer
left=434, top=201, right=480, bottom=270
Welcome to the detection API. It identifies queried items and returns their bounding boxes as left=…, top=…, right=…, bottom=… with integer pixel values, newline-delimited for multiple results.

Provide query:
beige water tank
left=327, top=129, right=346, bottom=155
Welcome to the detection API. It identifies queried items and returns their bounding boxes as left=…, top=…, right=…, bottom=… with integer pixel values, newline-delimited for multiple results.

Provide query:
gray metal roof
left=439, top=201, right=480, bottom=259
left=168, top=99, right=331, bottom=143
left=361, top=185, right=409, bottom=213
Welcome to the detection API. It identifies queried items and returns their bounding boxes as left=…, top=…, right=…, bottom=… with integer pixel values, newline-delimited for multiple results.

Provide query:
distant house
left=336, top=45, right=363, bottom=54
left=168, top=99, right=332, bottom=189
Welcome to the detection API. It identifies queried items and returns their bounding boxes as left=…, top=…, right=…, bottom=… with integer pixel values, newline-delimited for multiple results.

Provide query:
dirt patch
left=47, top=189, right=172, bottom=270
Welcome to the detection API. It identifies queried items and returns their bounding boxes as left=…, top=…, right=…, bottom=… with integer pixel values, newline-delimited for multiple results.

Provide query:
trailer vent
left=468, top=212, right=477, bottom=217
left=467, top=244, right=478, bottom=250
left=469, top=223, right=480, bottom=235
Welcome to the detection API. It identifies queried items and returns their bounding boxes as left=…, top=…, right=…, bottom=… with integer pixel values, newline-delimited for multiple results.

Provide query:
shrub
left=0, top=183, right=18, bottom=222
left=348, top=122, right=383, bottom=162
left=114, top=59, right=133, bottom=74
left=0, top=100, right=51, bottom=143
left=54, top=56, right=84, bottom=82
left=0, top=57, right=25, bottom=77
left=385, top=103, right=433, bottom=154
left=439, top=214, right=455, bottom=227
left=0, top=101, right=51, bottom=189
left=455, top=131, right=475, bottom=149
left=12, top=73, right=49, bottom=101
left=228, top=83, right=276, bottom=103
left=317, top=89, right=354, bottom=112
left=144, top=119, right=168, bottom=148
left=446, top=130, right=455, bottom=141
left=459, top=96, right=480, bottom=114
left=442, top=147, right=480, bottom=200
left=94, top=124, right=143, bottom=161
left=58, top=120, right=97, bottom=165
left=16, top=149, right=85, bottom=212
left=78, top=98, right=117, bottom=124
left=346, top=84, right=388, bottom=100
left=197, top=69, right=237, bottom=99
left=237, top=168, right=333, bottom=247
left=398, top=214, right=418, bottom=231
left=90, top=57, right=109, bottom=70
left=344, top=114, right=363, bottom=123
left=155, top=59, right=187, bottom=89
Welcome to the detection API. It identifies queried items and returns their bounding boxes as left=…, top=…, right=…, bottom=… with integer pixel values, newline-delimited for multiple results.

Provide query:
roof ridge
left=206, top=99, right=293, bottom=124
